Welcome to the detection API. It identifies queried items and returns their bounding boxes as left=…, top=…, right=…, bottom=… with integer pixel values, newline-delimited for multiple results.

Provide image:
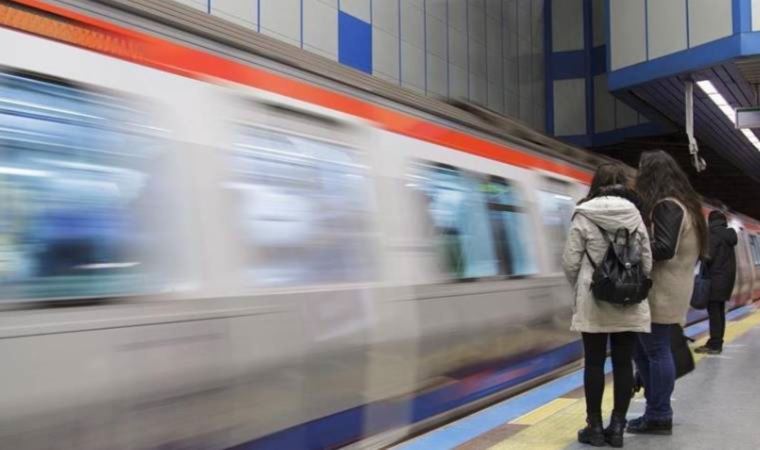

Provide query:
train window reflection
left=484, top=177, right=537, bottom=276
left=228, top=126, right=371, bottom=286
left=410, top=163, right=499, bottom=280
left=538, top=189, right=574, bottom=273
left=0, top=73, right=167, bottom=301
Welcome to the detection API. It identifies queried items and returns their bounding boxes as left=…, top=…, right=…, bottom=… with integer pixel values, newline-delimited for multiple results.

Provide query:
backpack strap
left=574, top=212, right=608, bottom=270
left=584, top=248, right=598, bottom=270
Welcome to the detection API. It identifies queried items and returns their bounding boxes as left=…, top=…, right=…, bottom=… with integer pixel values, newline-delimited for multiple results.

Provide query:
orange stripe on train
left=2, top=0, right=592, bottom=183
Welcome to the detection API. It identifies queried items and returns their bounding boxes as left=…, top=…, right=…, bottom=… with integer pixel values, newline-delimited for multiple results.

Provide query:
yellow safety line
left=510, top=398, right=578, bottom=425
left=487, top=309, right=760, bottom=450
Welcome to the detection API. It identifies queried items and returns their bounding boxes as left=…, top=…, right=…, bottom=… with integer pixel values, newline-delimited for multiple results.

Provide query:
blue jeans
left=634, top=324, right=675, bottom=421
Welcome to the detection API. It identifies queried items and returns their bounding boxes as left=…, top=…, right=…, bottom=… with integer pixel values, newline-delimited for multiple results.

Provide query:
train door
left=735, top=228, right=754, bottom=304
left=748, top=234, right=760, bottom=300
left=216, top=91, right=380, bottom=436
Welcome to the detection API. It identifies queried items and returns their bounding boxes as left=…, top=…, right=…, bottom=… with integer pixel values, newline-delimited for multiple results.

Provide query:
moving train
left=1, top=1, right=759, bottom=449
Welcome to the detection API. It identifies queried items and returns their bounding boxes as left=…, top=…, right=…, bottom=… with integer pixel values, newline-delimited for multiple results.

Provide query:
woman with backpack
left=562, top=163, right=653, bottom=447
left=628, top=150, right=708, bottom=435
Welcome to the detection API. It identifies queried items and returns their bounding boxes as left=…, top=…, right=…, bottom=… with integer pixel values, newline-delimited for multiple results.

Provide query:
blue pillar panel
left=339, top=11, right=372, bottom=74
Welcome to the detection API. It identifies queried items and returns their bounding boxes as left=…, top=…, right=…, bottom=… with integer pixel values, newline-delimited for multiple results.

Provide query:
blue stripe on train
left=230, top=305, right=752, bottom=450
left=229, top=340, right=583, bottom=450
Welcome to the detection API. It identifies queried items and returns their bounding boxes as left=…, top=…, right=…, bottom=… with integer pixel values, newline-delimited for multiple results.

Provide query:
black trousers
left=581, top=332, right=636, bottom=417
left=706, top=301, right=726, bottom=350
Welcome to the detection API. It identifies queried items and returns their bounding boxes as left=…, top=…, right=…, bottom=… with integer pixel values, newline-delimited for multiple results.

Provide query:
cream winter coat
left=562, top=195, right=653, bottom=333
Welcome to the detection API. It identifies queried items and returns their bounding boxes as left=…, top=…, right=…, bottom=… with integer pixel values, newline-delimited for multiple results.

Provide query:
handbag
left=690, top=260, right=711, bottom=310
left=671, top=324, right=695, bottom=379
left=632, top=324, right=695, bottom=396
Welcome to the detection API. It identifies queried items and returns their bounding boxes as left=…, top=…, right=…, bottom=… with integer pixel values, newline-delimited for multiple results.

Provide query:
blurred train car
left=0, top=1, right=759, bottom=449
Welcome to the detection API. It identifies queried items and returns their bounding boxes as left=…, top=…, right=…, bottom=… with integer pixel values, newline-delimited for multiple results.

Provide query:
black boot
left=578, top=413, right=605, bottom=447
left=626, top=415, right=672, bottom=435
left=604, top=412, right=627, bottom=448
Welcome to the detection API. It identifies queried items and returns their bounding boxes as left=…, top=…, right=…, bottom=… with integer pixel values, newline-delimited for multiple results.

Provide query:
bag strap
left=584, top=248, right=598, bottom=270
left=574, top=212, right=608, bottom=270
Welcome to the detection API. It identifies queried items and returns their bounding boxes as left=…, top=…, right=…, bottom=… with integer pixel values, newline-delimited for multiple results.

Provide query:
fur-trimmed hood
left=575, top=186, right=644, bottom=233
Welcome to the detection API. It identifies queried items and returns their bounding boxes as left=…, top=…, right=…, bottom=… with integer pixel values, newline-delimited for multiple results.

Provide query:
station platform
left=394, top=305, right=760, bottom=450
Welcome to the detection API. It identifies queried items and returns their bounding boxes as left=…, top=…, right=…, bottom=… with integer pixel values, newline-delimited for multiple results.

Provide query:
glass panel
left=410, top=163, right=498, bottom=280
left=227, top=126, right=371, bottom=286
left=0, top=73, right=167, bottom=300
left=538, top=189, right=575, bottom=273
left=483, top=178, right=537, bottom=276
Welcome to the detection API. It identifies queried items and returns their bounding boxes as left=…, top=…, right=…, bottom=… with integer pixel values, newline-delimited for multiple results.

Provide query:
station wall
left=170, top=0, right=546, bottom=131
left=546, top=0, right=653, bottom=145
left=609, top=0, right=734, bottom=71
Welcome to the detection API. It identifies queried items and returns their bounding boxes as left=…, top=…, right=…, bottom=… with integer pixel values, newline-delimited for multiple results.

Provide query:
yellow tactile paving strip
left=483, top=309, right=760, bottom=450
left=510, top=399, right=578, bottom=426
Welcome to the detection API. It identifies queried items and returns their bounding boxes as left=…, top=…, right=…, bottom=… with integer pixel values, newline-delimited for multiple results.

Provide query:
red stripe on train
left=2, top=0, right=592, bottom=183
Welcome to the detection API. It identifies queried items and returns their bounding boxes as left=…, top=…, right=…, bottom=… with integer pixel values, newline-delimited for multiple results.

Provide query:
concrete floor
left=565, top=325, right=760, bottom=450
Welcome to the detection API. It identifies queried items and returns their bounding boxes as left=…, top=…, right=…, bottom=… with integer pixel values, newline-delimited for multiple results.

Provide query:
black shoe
left=695, top=345, right=722, bottom=354
left=626, top=416, right=672, bottom=435
left=604, top=412, right=627, bottom=448
left=578, top=413, right=605, bottom=447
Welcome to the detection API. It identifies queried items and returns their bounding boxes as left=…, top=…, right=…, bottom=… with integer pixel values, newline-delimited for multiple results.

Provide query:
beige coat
left=648, top=199, right=700, bottom=325
left=562, top=196, right=652, bottom=333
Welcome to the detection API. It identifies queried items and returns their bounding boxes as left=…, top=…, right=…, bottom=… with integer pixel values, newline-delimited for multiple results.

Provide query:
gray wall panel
left=647, top=0, right=687, bottom=59
left=553, top=78, right=587, bottom=136
left=610, top=0, right=646, bottom=70
left=689, top=0, right=732, bottom=47
left=551, top=0, right=584, bottom=52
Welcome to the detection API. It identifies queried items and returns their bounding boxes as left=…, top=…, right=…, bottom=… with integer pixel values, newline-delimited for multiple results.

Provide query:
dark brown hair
left=578, top=162, right=630, bottom=205
left=636, top=150, right=708, bottom=257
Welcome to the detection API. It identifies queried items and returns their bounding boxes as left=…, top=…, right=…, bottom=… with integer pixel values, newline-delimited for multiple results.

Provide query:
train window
left=228, top=126, right=372, bottom=286
left=409, top=163, right=499, bottom=280
left=483, top=176, right=537, bottom=276
left=538, top=189, right=575, bottom=273
left=751, top=235, right=760, bottom=266
left=0, top=72, right=169, bottom=301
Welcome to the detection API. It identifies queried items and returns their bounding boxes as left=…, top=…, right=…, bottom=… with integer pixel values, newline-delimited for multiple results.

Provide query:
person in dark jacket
left=695, top=210, right=738, bottom=354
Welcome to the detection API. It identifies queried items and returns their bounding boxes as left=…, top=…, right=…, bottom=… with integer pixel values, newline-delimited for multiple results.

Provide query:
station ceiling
left=606, top=61, right=760, bottom=220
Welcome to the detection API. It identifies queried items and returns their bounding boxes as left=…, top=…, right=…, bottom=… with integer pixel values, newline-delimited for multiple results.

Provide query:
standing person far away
left=695, top=210, right=737, bottom=354
left=629, top=150, right=709, bottom=436
left=562, top=162, right=652, bottom=448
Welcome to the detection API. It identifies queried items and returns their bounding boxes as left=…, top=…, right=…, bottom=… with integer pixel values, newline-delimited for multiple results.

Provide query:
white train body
left=0, top=3, right=758, bottom=449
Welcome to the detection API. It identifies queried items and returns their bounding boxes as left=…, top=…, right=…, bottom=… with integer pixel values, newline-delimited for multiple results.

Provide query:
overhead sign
left=736, top=107, right=760, bottom=129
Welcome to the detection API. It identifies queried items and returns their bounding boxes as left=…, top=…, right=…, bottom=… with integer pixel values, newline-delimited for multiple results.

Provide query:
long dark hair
left=578, top=162, right=630, bottom=205
left=636, top=150, right=708, bottom=256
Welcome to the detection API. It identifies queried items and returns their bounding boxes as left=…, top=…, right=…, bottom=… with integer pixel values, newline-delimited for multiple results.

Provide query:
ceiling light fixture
left=696, top=80, right=760, bottom=151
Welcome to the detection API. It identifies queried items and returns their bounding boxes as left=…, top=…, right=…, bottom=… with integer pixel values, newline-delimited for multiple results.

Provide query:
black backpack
left=584, top=223, right=652, bottom=306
